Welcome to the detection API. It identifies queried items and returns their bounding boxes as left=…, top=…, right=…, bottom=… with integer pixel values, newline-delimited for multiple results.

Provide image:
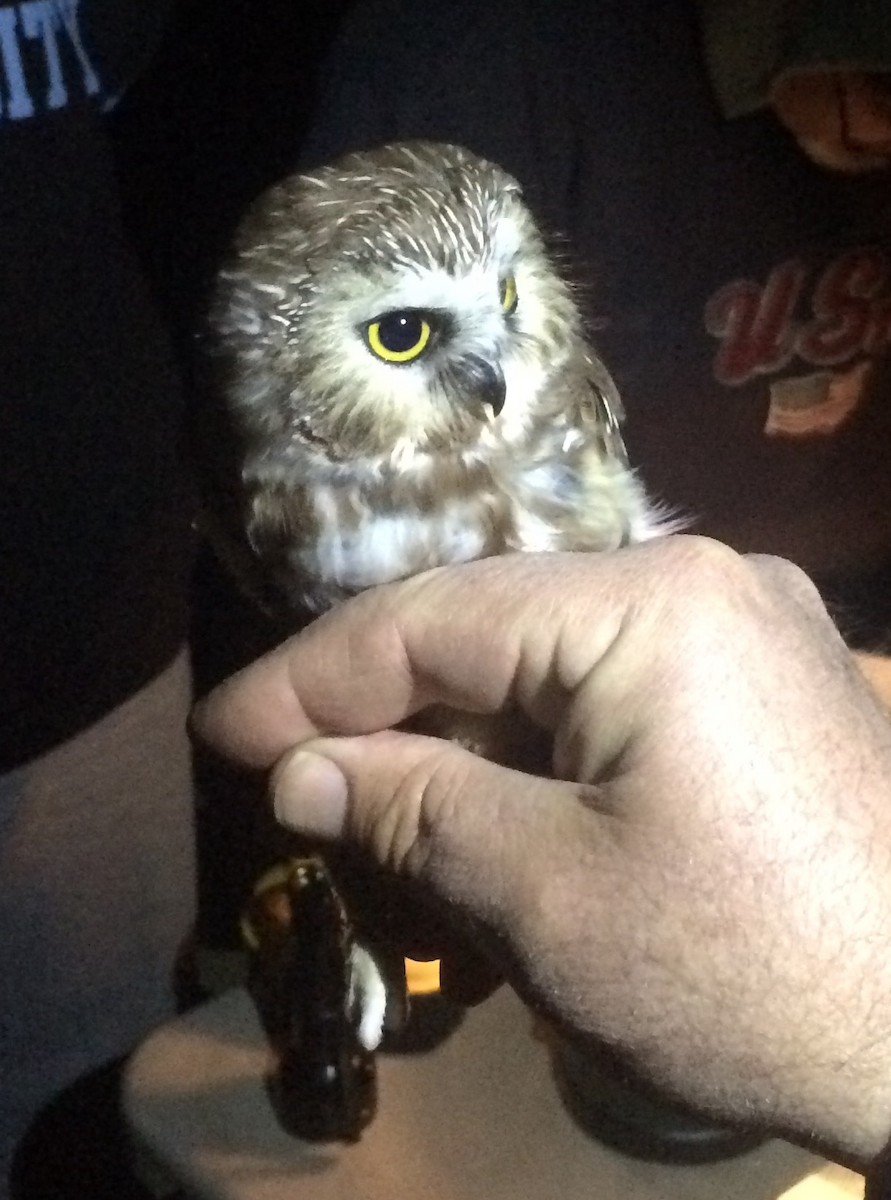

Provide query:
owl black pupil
left=379, top=312, right=423, bottom=352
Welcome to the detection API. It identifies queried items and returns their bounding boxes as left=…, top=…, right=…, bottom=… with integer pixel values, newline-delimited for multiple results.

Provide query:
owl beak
left=461, top=354, right=506, bottom=420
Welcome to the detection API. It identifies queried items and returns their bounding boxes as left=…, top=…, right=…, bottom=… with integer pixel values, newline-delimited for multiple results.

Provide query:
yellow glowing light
left=777, top=1164, right=864, bottom=1200
left=405, top=958, right=441, bottom=996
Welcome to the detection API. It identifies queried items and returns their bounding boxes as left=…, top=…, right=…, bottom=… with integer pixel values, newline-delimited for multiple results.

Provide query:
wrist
left=776, top=901, right=891, bottom=1167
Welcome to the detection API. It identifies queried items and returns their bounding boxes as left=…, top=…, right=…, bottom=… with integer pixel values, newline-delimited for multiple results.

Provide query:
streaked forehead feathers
left=246, top=141, right=523, bottom=278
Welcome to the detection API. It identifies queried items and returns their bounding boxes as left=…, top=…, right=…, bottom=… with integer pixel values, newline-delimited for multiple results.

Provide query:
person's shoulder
left=301, top=0, right=580, bottom=168
left=329, top=0, right=546, bottom=74
left=337, top=0, right=534, bottom=33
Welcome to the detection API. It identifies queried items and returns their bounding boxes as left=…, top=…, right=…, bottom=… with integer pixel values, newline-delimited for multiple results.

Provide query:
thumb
left=270, top=729, right=597, bottom=931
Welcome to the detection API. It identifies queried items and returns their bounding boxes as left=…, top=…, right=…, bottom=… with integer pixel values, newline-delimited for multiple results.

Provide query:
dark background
left=13, top=6, right=357, bottom=1195
left=110, top=0, right=360, bottom=948
left=112, top=0, right=356, bottom=351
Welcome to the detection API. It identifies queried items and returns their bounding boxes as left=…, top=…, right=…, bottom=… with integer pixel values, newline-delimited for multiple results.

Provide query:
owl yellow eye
left=499, top=274, right=518, bottom=315
left=365, top=311, right=432, bottom=363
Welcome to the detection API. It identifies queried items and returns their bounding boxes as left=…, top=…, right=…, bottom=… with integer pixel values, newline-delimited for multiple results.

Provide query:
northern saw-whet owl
left=199, top=141, right=667, bottom=1071
left=200, top=140, right=664, bottom=617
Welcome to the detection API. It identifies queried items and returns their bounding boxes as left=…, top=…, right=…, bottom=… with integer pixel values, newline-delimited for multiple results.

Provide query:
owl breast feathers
left=200, top=140, right=665, bottom=619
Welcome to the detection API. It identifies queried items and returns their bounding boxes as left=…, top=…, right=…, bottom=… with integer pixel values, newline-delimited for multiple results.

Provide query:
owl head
left=205, top=141, right=585, bottom=465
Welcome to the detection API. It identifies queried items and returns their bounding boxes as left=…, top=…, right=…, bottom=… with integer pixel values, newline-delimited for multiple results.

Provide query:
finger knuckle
left=654, top=537, right=815, bottom=642
left=365, top=742, right=472, bottom=879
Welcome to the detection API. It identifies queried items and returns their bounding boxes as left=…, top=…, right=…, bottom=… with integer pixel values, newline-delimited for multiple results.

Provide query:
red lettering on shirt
left=704, top=261, right=805, bottom=386
left=704, top=247, right=891, bottom=387
left=797, top=249, right=888, bottom=365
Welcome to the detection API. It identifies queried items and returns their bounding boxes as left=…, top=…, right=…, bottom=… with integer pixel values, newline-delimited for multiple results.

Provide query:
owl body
left=201, top=141, right=663, bottom=620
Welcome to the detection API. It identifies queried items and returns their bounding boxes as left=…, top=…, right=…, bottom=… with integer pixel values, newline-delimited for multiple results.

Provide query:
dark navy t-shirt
left=299, top=0, right=891, bottom=636
left=0, top=0, right=192, bottom=768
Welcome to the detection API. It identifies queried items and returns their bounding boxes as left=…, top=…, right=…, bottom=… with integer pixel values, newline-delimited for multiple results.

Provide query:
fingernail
left=272, top=747, right=349, bottom=839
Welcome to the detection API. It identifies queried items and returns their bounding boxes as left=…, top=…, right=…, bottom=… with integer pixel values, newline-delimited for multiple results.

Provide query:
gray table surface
left=124, top=985, right=863, bottom=1200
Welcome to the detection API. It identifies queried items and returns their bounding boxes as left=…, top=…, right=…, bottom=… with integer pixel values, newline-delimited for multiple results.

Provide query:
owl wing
left=578, top=348, right=631, bottom=467
left=535, top=344, right=662, bottom=548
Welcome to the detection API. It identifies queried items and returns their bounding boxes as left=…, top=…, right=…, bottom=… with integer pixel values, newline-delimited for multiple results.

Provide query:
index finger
left=191, top=550, right=632, bottom=769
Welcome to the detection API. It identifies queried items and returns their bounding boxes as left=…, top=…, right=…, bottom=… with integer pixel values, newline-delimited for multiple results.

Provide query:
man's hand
left=194, top=536, right=891, bottom=1168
